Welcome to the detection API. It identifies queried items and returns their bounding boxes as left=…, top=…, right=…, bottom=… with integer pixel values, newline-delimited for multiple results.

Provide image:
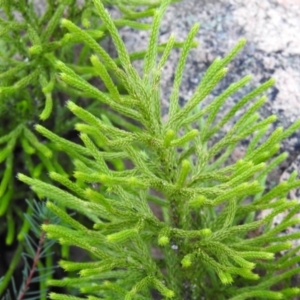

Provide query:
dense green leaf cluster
left=15, top=0, right=300, bottom=299
left=0, top=0, right=170, bottom=297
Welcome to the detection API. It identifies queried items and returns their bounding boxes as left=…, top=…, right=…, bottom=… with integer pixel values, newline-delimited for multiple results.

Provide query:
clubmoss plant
left=18, top=0, right=300, bottom=299
left=0, top=0, right=175, bottom=297
left=0, top=0, right=158, bottom=224
left=0, top=0, right=185, bottom=242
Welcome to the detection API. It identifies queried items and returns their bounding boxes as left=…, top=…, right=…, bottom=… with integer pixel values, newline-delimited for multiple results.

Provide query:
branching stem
left=17, top=220, right=49, bottom=300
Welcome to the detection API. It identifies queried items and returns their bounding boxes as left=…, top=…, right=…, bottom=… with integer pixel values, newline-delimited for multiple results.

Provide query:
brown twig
left=17, top=220, right=49, bottom=300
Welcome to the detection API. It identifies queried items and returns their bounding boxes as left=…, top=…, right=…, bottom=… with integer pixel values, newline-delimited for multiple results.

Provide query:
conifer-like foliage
left=0, top=0, right=172, bottom=296
left=0, top=199, right=59, bottom=300
left=0, top=0, right=159, bottom=226
left=17, top=0, right=300, bottom=299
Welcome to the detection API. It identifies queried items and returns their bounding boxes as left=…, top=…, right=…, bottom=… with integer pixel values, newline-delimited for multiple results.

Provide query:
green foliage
left=0, top=0, right=175, bottom=296
left=0, top=199, right=58, bottom=300
left=15, top=0, right=300, bottom=299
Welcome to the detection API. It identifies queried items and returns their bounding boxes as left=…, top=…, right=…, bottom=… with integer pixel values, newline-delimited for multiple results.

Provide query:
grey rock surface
left=120, top=0, right=300, bottom=152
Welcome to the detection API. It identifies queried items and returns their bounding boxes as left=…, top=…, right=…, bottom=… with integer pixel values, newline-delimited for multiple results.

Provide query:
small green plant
left=0, top=0, right=157, bottom=240
left=0, top=199, right=58, bottom=300
left=16, top=0, right=300, bottom=299
left=0, top=0, right=177, bottom=296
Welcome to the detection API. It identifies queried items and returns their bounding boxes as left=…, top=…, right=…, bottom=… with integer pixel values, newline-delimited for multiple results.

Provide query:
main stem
left=159, top=146, right=188, bottom=299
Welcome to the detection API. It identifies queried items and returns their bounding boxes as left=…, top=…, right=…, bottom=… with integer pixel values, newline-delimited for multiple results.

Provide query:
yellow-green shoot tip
left=61, top=18, right=69, bottom=27
left=66, top=100, right=76, bottom=111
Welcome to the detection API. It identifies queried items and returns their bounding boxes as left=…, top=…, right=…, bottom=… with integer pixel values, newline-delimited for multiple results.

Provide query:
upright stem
left=159, top=146, right=187, bottom=298
left=17, top=220, right=49, bottom=300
